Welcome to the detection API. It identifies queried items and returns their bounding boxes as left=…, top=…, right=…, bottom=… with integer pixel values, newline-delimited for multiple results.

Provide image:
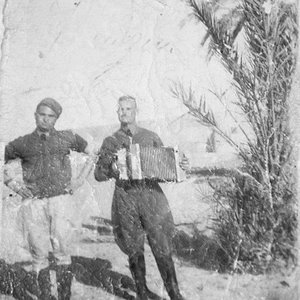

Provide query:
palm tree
left=173, top=0, right=298, bottom=271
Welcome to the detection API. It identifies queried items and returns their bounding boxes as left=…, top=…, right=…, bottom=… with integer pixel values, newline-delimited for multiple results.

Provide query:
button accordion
left=116, top=144, right=185, bottom=182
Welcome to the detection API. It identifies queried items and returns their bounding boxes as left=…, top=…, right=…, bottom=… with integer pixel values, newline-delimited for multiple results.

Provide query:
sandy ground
left=0, top=223, right=298, bottom=300
left=70, top=232, right=299, bottom=300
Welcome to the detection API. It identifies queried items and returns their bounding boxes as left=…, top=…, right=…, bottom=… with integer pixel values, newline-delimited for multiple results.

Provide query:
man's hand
left=18, top=187, right=34, bottom=199
left=5, top=179, right=34, bottom=199
left=110, top=156, right=121, bottom=179
left=67, top=154, right=98, bottom=194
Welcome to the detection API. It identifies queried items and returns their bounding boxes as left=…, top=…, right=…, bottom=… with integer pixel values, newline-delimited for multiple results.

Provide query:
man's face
left=117, top=100, right=137, bottom=125
left=35, top=105, right=58, bottom=132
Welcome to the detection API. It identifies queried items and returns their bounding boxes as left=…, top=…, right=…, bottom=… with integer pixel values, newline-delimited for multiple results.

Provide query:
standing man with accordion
left=94, top=95, right=188, bottom=300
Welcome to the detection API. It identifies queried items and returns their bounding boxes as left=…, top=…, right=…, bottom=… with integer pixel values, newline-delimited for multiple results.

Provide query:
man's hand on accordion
left=110, top=155, right=121, bottom=179
left=179, top=153, right=190, bottom=172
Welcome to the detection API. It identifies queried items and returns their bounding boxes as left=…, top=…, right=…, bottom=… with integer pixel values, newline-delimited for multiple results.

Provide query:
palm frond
left=179, top=0, right=298, bottom=271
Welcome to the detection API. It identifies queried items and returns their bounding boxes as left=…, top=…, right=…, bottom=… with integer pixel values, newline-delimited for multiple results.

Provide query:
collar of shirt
left=120, top=125, right=140, bottom=136
left=34, top=128, right=56, bottom=138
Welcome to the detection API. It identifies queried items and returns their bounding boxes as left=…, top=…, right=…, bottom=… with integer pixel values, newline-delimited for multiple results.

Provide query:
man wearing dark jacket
left=94, top=95, right=187, bottom=300
left=4, top=98, right=94, bottom=300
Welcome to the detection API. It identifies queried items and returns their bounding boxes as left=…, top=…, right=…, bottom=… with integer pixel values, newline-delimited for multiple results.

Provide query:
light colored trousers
left=19, top=194, right=74, bottom=272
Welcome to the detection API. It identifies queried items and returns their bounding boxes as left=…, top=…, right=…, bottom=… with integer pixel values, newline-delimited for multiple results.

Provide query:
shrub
left=211, top=168, right=297, bottom=273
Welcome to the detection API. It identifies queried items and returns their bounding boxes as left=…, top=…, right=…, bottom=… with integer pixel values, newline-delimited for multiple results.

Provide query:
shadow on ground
left=172, top=229, right=229, bottom=272
left=71, top=256, right=136, bottom=299
left=0, top=256, right=137, bottom=300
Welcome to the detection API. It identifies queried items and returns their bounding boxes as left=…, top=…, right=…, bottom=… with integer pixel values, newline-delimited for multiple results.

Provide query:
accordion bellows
left=116, top=144, right=185, bottom=182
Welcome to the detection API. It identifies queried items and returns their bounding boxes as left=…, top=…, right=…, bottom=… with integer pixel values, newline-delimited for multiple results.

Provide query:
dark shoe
left=129, top=254, right=167, bottom=300
left=56, top=265, right=73, bottom=300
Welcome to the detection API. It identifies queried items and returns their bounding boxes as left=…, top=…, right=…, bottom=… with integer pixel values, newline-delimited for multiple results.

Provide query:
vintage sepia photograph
left=0, top=0, right=299, bottom=299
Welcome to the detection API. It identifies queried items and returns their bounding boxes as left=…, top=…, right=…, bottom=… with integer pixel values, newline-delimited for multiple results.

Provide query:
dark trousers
left=112, top=182, right=183, bottom=300
left=112, top=182, right=175, bottom=257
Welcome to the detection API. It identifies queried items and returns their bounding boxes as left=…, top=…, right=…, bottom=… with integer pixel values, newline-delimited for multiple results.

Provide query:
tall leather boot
left=137, top=254, right=166, bottom=300
left=56, top=265, right=73, bottom=300
left=155, top=256, right=185, bottom=300
left=129, top=254, right=165, bottom=300
left=129, top=254, right=148, bottom=300
left=38, top=268, right=56, bottom=300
